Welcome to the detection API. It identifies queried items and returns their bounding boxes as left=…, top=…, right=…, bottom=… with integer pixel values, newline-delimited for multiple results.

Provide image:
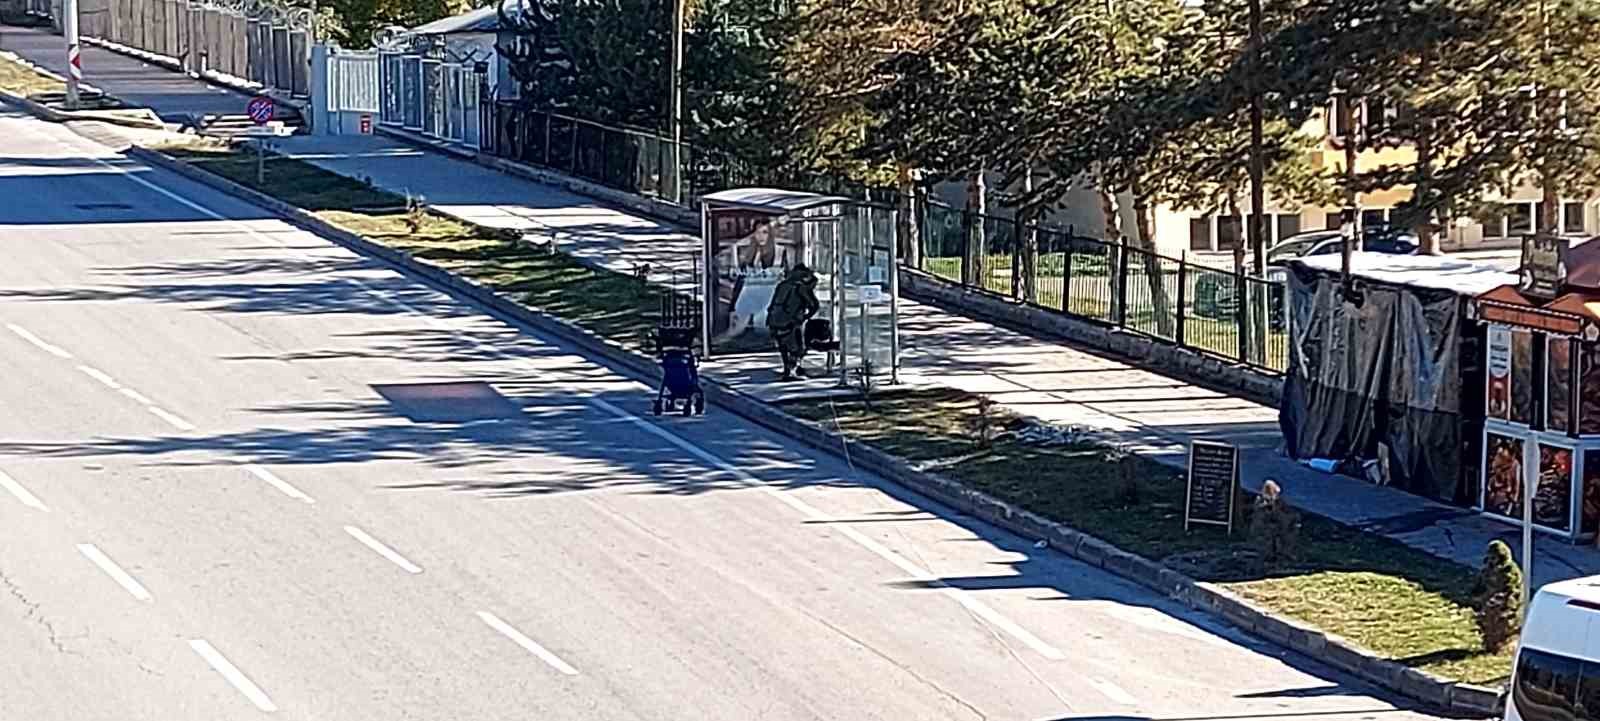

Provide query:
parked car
left=1265, top=226, right=1420, bottom=267
left=1503, top=575, right=1600, bottom=721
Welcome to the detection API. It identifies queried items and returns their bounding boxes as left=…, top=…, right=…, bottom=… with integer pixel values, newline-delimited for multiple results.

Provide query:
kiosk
left=698, top=188, right=901, bottom=385
left=1470, top=235, right=1600, bottom=542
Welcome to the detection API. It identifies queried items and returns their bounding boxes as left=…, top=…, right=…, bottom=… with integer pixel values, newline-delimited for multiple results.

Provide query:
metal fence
left=482, top=102, right=892, bottom=209
left=918, top=203, right=1290, bottom=373
left=373, top=49, right=486, bottom=149
left=78, top=0, right=310, bottom=96
left=487, top=103, right=691, bottom=204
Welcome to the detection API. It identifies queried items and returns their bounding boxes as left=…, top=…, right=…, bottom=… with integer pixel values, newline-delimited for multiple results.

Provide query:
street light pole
left=669, top=0, right=685, bottom=204
left=63, top=0, right=81, bottom=110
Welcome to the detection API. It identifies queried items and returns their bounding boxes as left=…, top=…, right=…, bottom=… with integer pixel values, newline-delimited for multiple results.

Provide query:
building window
left=1362, top=208, right=1389, bottom=229
left=1507, top=203, right=1535, bottom=237
left=1189, top=217, right=1212, bottom=251
left=1217, top=216, right=1243, bottom=250
left=1565, top=202, right=1586, bottom=235
left=1365, top=97, right=1389, bottom=136
left=1276, top=214, right=1302, bottom=242
left=1329, top=96, right=1353, bottom=140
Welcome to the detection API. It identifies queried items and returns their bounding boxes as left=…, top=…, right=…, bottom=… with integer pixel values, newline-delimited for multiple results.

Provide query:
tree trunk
left=1416, top=50, right=1440, bottom=255
left=966, top=169, right=988, bottom=291
left=1416, top=127, right=1440, bottom=254
left=1541, top=168, right=1560, bottom=236
left=1339, top=86, right=1360, bottom=295
left=1020, top=166, right=1039, bottom=304
left=896, top=162, right=921, bottom=269
left=1130, top=181, right=1175, bottom=338
left=1100, top=182, right=1122, bottom=321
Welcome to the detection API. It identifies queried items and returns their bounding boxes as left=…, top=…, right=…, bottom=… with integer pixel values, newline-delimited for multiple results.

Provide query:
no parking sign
left=246, top=96, right=274, bottom=125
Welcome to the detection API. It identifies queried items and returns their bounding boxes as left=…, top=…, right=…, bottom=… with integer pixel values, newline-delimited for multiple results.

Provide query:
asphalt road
left=0, top=108, right=1453, bottom=721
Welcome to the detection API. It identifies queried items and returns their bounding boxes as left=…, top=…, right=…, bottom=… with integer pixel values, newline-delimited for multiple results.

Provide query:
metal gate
left=360, top=46, right=485, bottom=149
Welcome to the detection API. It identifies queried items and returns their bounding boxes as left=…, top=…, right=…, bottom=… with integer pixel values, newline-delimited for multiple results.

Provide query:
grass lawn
left=0, top=53, right=63, bottom=97
left=162, top=145, right=674, bottom=348
left=168, top=144, right=1512, bottom=687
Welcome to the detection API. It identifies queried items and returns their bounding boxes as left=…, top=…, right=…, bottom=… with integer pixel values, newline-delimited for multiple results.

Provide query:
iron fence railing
left=915, top=204, right=1289, bottom=374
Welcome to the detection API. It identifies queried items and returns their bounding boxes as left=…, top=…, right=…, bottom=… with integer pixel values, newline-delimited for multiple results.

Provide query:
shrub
left=1474, top=540, right=1524, bottom=653
left=1107, top=446, right=1140, bottom=507
left=1250, top=480, right=1300, bottom=570
left=973, top=396, right=998, bottom=449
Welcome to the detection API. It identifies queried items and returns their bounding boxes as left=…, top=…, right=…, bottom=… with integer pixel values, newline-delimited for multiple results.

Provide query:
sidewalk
left=273, top=134, right=1600, bottom=586
left=0, top=25, right=266, bottom=123
left=12, top=23, right=1596, bottom=585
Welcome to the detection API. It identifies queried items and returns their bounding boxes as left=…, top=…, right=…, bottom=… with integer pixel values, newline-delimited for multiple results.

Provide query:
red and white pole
left=63, top=0, right=81, bottom=109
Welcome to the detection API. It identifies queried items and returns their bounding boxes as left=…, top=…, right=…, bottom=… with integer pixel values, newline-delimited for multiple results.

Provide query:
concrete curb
left=898, top=268, right=1286, bottom=408
left=130, top=144, right=1505, bottom=718
left=0, top=87, right=165, bottom=129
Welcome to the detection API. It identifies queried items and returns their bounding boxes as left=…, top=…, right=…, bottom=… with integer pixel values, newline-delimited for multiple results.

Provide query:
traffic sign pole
left=245, top=97, right=276, bottom=185
left=64, top=0, right=81, bottom=110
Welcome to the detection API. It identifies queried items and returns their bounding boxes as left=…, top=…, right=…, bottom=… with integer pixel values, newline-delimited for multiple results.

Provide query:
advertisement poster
left=1549, top=339, right=1573, bottom=433
left=708, top=211, right=802, bottom=353
left=1583, top=450, right=1599, bottom=535
left=1536, top=443, right=1574, bottom=532
left=1483, top=431, right=1525, bottom=519
left=1487, top=325, right=1511, bottom=420
left=1584, top=345, right=1600, bottom=435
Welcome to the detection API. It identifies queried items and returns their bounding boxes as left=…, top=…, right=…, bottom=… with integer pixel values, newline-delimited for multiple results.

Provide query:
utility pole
left=1246, top=0, right=1266, bottom=362
left=669, top=0, right=685, bottom=205
left=63, top=0, right=81, bottom=109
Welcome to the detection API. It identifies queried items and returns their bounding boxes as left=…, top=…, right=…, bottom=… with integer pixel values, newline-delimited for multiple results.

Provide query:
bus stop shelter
left=699, top=188, right=901, bottom=385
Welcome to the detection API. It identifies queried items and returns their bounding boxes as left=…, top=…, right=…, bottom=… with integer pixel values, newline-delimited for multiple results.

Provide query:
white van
left=1506, top=577, right=1600, bottom=721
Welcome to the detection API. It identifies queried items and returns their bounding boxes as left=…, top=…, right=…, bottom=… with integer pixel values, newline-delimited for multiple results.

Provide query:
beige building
left=1149, top=98, right=1600, bottom=258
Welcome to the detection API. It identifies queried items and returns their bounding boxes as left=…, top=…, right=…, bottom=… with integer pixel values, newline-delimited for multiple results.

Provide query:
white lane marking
left=476, top=611, right=579, bottom=675
left=1090, top=677, right=1138, bottom=706
left=187, top=639, right=278, bottom=712
left=590, top=396, right=1067, bottom=661
left=76, top=365, right=122, bottom=389
left=343, top=526, right=421, bottom=574
left=0, top=469, right=48, bottom=511
left=146, top=406, right=196, bottom=431
left=76, top=543, right=153, bottom=602
left=83, top=141, right=1068, bottom=662
left=7, top=324, right=73, bottom=358
left=245, top=465, right=315, bottom=504
left=119, top=388, right=153, bottom=404
left=1097, top=603, right=1231, bottom=648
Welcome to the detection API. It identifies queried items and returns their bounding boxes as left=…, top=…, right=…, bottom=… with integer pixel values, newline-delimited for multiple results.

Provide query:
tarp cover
left=1279, top=261, right=1475, bottom=503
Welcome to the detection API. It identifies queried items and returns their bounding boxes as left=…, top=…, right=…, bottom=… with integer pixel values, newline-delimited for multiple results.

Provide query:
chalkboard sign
left=1186, top=440, right=1239, bottom=533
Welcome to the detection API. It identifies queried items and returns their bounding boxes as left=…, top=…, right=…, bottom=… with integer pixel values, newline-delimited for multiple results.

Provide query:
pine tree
left=1474, top=540, right=1524, bottom=653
